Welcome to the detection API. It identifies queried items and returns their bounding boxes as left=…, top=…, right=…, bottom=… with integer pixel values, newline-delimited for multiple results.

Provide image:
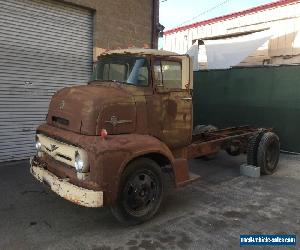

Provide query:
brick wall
left=61, top=0, right=158, bottom=60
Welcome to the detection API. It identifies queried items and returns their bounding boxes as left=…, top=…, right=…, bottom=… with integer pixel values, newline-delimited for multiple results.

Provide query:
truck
left=30, top=48, right=280, bottom=225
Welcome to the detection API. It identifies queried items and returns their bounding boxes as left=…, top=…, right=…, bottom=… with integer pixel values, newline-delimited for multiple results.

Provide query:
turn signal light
left=100, top=129, right=108, bottom=138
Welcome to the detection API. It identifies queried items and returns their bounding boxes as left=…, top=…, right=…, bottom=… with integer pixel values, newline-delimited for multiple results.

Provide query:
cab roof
left=101, top=48, right=179, bottom=57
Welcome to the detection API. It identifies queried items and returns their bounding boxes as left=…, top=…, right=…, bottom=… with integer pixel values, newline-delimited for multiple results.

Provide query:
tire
left=193, top=125, right=207, bottom=135
left=193, top=124, right=217, bottom=135
left=110, top=158, right=163, bottom=225
left=257, top=132, right=280, bottom=175
left=226, top=144, right=241, bottom=156
left=247, top=132, right=265, bottom=166
left=205, top=125, right=218, bottom=132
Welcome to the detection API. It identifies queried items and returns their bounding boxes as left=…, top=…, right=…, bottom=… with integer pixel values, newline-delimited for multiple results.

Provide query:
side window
left=153, top=60, right=182, bottom=89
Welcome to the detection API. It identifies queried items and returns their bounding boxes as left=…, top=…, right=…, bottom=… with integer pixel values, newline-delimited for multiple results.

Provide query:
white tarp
left=204, top=30, right=272, bottom=69
left=186, top=44, right=199, bottom=71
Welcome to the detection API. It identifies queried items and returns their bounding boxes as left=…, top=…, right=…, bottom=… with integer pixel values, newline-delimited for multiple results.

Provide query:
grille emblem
left=59, top=100, right=65, bottom=110
left=50, top=144, right=59, bottom=152
left=105, top=116, right=132, bottom=127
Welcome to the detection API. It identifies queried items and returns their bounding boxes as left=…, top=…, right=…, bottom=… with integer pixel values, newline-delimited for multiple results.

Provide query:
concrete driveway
left=0, top=153, right=299, bottom=250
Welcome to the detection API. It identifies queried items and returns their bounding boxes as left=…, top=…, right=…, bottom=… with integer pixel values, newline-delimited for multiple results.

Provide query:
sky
left=160, top=0, right=276, bottom=31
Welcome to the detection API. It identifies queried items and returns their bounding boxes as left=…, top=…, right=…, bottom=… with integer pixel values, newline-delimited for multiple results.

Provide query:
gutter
left=151, top=0, right=159, bottom=49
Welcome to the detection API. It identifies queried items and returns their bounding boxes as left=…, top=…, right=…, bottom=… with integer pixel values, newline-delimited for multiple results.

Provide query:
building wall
left=62, top=0, right=158, bottom=60
left=163, top=1, right=300, bottom=68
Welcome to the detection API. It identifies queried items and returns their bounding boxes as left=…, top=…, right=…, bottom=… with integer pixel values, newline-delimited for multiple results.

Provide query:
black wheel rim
left=122, top=169, right=160, bottom=217
left=266, top=140, right=279, bottom=171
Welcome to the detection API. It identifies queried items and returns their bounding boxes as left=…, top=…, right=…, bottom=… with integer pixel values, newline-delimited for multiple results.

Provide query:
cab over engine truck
left=30, top=48, right=280, bottom=225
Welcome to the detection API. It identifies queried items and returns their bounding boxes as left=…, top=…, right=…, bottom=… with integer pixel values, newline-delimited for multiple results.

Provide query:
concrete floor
left=0, top=153, right=299, bottom=250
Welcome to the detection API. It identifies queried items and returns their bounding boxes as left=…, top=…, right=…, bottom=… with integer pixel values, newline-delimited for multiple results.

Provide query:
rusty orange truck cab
left=30, top=48, right=280, bottom=225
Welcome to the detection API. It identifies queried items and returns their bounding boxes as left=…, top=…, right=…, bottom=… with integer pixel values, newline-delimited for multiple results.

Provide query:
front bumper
left=30, top=157, right=103, bottom=208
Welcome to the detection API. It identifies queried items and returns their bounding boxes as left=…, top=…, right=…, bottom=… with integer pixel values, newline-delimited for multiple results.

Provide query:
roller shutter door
left=0, top=0, right=93, bottom=162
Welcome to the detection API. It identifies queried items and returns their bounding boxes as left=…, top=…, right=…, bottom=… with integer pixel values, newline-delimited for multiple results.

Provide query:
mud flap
left=173, top=158, right=200, bottom=187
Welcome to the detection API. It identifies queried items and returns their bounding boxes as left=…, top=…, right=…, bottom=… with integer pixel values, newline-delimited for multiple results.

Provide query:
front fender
left=118, top=135, right=175, bottom=173
left=101, top=134, right=175, bottom=204
left=101, top=134, right=192, bottom=204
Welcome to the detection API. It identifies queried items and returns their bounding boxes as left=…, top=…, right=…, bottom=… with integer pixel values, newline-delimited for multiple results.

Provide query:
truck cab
left=89, top=48, right=193, bottom=148
left=30, top=48, right=280, bottom=225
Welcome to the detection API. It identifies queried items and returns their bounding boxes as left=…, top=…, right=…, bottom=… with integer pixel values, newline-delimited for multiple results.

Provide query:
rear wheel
left=247, top=132, right=264, bottom=166
left=110, top=158, right=163, bottom=225
left=257, top=132, right=280, bottom=175
left=247, top=131, right=280, bottom=175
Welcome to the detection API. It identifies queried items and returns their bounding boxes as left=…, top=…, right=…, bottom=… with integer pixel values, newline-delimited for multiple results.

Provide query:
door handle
left=181, top=97, right=192, bottom=101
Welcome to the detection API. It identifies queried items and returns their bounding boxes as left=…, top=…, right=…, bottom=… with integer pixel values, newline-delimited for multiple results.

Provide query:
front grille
left=52, top=116, right=69, bottom=126
left=36, top=134, right=88, bottom=169
left=56, top=153, right=72, bottom=162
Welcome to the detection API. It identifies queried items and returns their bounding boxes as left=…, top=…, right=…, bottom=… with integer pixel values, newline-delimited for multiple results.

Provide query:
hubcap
left=122, top=170, right=160, bottom=217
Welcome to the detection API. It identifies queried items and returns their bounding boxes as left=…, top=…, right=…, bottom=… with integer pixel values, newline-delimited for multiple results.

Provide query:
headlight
left=74, top=151, right=84, bottom=173
left=35, top=136, right=42, bottom=151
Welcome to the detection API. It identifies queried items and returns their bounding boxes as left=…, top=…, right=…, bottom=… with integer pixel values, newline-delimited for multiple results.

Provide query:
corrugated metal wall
left=193, top=65, right=300, bottom=152
left=0, top=0, right=93, bottom=162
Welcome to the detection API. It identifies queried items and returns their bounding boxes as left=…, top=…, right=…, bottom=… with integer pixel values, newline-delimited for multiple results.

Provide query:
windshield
left=91, top=55, right=149, bottom=86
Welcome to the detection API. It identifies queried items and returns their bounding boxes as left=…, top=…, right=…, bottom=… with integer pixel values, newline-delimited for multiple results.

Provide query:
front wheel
left=110, top=158, right=163, bottom=225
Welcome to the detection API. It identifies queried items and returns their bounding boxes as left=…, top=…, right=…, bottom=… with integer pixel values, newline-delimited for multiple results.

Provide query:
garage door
left=0, top=0, right=93, bottom=162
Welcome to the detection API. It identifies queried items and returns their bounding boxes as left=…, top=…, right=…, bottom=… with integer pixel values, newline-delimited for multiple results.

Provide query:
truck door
left=152, top=57, right=193, bottom=148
